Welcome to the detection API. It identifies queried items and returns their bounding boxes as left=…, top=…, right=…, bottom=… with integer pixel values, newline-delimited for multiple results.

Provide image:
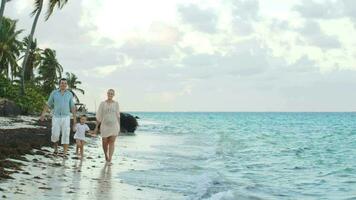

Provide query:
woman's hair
left=108, top=89, right=115, bottom=94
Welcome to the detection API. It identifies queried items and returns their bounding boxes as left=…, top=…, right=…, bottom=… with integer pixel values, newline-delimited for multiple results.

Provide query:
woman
left=94, top=89, right=120, bottom=164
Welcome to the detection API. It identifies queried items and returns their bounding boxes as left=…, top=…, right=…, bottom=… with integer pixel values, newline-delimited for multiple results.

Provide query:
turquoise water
left=119, top=112, right=356, bottom=200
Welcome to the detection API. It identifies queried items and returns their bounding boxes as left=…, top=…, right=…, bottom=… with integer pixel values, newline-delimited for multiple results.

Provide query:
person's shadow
left=95, top=163, right=112, bottom=199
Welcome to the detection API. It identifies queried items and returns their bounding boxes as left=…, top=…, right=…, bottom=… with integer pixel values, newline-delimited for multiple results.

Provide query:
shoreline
left=0, top=128, right=185, bottom=199
left=0, top=117, right=76, bottom=180
left=0, top=112, right=139, bottom=180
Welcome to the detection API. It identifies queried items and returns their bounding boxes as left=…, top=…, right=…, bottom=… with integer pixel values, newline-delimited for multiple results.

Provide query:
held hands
left=87, top=130, right=97, bottom=137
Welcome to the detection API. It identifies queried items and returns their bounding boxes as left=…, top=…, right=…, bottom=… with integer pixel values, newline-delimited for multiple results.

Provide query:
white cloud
left=178, top=4, right=218, bottom=33
left=6, top=0, right=356, bottom=111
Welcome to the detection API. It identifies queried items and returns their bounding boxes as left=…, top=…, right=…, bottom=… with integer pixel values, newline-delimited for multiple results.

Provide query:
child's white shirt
left=74, top=123, right=90, bottom=141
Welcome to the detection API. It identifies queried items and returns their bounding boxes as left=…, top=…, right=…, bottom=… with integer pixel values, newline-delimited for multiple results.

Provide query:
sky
left=5, top=0, right=356, bottom=112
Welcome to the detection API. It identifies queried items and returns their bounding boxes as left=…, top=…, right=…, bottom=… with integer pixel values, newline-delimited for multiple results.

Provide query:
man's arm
left=41, top=91, right=55, bottom=121
left=71, top=106, right=77, bottom=129
left=69, top=93, right=77, bottom=128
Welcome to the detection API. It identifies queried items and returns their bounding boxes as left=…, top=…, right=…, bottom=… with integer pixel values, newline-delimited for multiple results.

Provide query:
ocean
left=1, top=112, right=356, bottom=200
left=119, top=112, right=356, bottom=200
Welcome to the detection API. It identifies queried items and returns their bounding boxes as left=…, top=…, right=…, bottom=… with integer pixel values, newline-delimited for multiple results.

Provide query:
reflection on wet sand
left=70, top=159, right=83, bottom=199
left=43, top=158, right=68, bottom=198
left=96, top=163, right=112, bottom=199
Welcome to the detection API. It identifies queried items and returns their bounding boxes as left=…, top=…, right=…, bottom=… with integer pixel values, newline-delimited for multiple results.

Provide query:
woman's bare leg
left=102, top=137, right=109, bottom=161
left=107, top=136, right=117, bottom=163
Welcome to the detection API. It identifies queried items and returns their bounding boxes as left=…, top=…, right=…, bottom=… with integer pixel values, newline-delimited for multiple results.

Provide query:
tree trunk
left=20, top=0, right=43, bottom=95
left=0, top=0, right=6, bottom=30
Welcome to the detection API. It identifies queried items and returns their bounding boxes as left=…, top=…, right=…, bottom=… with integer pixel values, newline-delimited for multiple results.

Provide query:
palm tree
left=20, top=0, right=69, bottom=95
left=46, top=0, right=69, bottom=20
left=20, top=0, right=43, bottom=94
left=37, top=48, right=63, bottom=95
left=65, top=72, right=84, bottom=103
left=0, top=0, right=11, bottom=29
left=0, top=17, right=23, bottom=80
left=22, top=36, right=41, bottom=81
left=0, top=0, right=5, bottom=19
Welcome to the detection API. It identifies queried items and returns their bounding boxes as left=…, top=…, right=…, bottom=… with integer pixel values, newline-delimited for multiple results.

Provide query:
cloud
left=230, top=0, right=260, bottom=35
left=5, top=0, right=356, bottom=111
left=297, top=20, right=341, bottom=49
left=120, top=39, right=175, bottom=60
left=231, top=0, right=260, bottom=21
left=293, top=0, right=341, bottom=19
left=90, top=65, right=119, bottom=77
left=293, top=0, right=356, bottom=23
left=177, top=4, right=218, bottom=33
left=181, top=38, right=270, bottom=78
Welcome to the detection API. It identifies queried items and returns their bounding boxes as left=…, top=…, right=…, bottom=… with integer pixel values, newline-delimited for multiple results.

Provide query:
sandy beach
left=0, top=115, right=184, bottom=200
left=0, top=129, right=185, bottom=200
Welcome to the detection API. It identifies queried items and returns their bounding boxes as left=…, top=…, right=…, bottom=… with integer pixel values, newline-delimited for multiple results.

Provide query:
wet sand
left=0, top=132, right=185, bottom=200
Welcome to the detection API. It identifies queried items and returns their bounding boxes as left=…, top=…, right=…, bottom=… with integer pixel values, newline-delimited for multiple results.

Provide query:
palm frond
left=31, top=0, right=43, bottom=17
left=45, top=0, right=69, bottom=20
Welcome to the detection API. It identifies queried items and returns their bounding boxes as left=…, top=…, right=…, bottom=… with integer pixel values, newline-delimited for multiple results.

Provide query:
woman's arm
left=93, top=120, right=101, bottom=135
left=94, top=102, right=103, bottom=135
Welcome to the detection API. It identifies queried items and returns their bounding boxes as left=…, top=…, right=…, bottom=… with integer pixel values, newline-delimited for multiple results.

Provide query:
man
left=40, top=78, right=76, bottom=157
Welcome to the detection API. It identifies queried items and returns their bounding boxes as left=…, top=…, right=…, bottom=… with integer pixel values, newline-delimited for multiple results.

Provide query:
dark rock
left=86, top=121, right=96, bottom=130
left=0, top=98, right=21, bottom=116
left=85, top=112, right=139, bottom=135
left=120, top=113, right=139, bottom=134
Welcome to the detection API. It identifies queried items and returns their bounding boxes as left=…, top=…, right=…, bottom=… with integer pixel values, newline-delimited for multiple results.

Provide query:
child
left=73, top=115, right=94, bottom=158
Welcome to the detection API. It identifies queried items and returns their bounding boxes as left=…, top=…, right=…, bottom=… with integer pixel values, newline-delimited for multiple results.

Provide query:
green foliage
left=0, top=17, right=23, bottom=80
left=37, top=48, right=63, bottom=95
left=22, top=36, right=41, bottom=81
left=65, top=72, right=84, bottom=103
left=0, top=77, right=45, bottom=114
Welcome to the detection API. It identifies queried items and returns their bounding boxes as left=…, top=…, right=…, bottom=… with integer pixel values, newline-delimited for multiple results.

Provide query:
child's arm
left=85, top=130, right=96, bottom=137
left=85, top=125, right=96, bottom=137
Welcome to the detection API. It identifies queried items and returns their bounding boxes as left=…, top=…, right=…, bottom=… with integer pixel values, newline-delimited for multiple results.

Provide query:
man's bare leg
left=53, top=142, right=58, bottom=155
left=63, top=144, right=69, bottom=157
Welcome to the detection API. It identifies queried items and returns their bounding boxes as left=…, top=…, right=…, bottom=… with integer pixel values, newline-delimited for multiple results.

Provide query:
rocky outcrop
left=0, top=98, right=21, bottom=117
left=120, top=113, right=139, bottom=134
left=84, top=112, right=138, bottom=135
